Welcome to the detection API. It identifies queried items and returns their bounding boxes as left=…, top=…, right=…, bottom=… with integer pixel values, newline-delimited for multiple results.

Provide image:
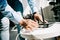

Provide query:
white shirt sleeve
left=27, top=0, right=38, bottom=13
left=1, top=4, right=23, bottom=24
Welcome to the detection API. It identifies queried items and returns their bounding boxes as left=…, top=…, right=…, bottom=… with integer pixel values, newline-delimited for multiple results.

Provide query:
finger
left=25, top=24, right=39, bottom=31
left=29, top=20, right=38, bottom=26
left=28, top=22, right=36, bottom=27
left=25, top=25, right=33, bottom=31
left=30, top=21, right=39, bottom=28
left=25, top=19, right=39, bottom=29
left=34, top=17, right=38, bottom=22
left=44, top=20, right=48, bottom=23
left=28, top=24, right=35, bottom=30
left=26, top=20, right=35, bottom=27
left=31, top=20, right=37, bottom=24
left=26, top=19, right=37, bottom=24
left=26, top=27, right=31, bottom=31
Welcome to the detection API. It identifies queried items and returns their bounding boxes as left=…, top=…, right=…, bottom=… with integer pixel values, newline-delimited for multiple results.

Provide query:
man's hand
left=19, top=19, right=39, bottom=31
left=34, top=12, right=48, bottom=23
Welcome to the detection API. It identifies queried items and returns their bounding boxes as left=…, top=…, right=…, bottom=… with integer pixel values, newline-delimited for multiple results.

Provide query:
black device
left=39, top=7, right=49, bottom=28
left=23, top=13, right=34, bottom=20
left=49, top=0, right=60, bottom=5
left=49, top=0, right=60, bottom=22
left=23, top=10, right=34, bottom=20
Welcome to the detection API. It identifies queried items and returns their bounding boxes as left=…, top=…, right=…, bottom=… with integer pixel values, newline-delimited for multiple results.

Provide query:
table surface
left=20, top=22, right=60, bottom=39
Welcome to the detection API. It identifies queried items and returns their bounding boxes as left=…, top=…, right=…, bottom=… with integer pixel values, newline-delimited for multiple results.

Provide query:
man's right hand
left=19, top=19, right=39, bottom=31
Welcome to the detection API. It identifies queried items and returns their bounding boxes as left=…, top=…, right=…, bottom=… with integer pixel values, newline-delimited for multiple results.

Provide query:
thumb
left=34, top=17, right=38, bottom=22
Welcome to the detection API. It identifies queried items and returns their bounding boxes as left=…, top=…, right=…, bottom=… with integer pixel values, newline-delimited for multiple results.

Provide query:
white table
left=20, top=22, right=60, bottom=40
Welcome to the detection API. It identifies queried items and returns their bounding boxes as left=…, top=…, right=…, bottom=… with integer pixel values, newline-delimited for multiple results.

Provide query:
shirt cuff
left=15, top=12, right=23, bottom=23
left=32, top=7, right=38, bottom=14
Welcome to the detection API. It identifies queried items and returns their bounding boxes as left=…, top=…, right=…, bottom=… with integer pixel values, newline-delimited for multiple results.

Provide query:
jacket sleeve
left=27, top=0, right=38, bottom=13
left=1, top=4, right=23, bottom=24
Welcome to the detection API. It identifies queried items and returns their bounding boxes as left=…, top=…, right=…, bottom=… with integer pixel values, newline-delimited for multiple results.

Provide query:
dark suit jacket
left=7, top=0, right=23, bottom=13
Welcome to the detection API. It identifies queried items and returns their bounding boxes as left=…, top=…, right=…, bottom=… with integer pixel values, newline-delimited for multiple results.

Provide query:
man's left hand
left=33, top=12, right=48, bottom=23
